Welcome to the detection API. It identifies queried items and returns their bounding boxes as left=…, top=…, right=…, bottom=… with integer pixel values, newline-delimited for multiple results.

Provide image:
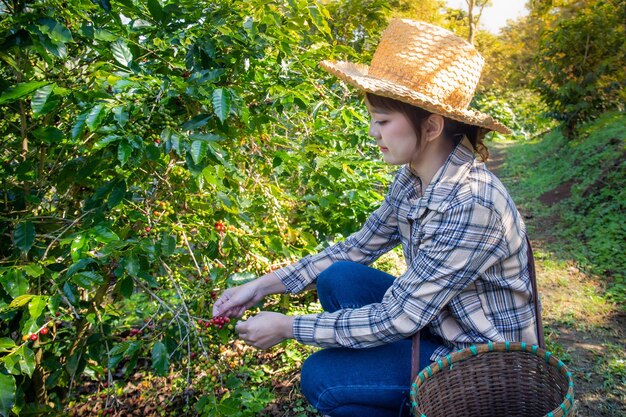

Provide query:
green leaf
left=124, top=255, right=139, bottom=277
left=109, top=341, right=141, bottom=369
left=31, top=84, right=60, bottom=117
left=63, top=282, right=78, bottom=305
left=13, top=221, right=36, bottom=253
left=0, top=81, right=49, bottom=105
left=67, top=258, right=95, bottom=277
left=94, top=28, right=117, bottom=41
left=27, top=296, right=46, bottom=320
left=226, top=272, right=257, bottom=286
left=188, top=133, right=223, bottom=142
left=86, top=103, right=106, bottom=131
left=6, top=295, right=34, bottom=311
left=118, top=142, right=132, bottom=166
left=0, top=338, right=16, bottom=352
left=159, top=234, right=176, bottom=257
left=93, top=135, right=121, bottom=150
left=23, top=263, right=44, bottom=277
left=72, top=271, right=104, bottom=288
left=112, top=106, right=129, bottom=126
left=38, top=18, right=73, bottom=43
left=190, top=140, right=208, bottom=164
left=70, top=234, right=88, bottom=262
left=0, top=373, right=16, bottom=417
left=212, top=88, right=231, bottom=123
left=108, top=181, right=126, bottom=208
left=0, top=270, right=29, bottom=299
left=23, top=296, right=47, bottom=335
left=217, top=396, right=240, bottom=414
left=151, top=341, right=169, bottom=376
left=2, top=345, right=35, bottom=377
left=147, top=0, right=164, bottom=22
left=182, top=114, right=211, bottom=130
left=92, top=226, right=119, bottom=243
left=111, top=39, right=133, bottom=67
left=307, top=5, right=332, bottom=38
left=71, top=113, right=88, bottom=140
left=33, top=126, right=63, bottom=143
left=118, top=276, right=133, bottom=298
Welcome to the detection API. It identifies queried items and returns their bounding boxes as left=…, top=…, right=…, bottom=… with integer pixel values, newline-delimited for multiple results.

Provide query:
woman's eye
left=375, top=120, right=388, bottom=126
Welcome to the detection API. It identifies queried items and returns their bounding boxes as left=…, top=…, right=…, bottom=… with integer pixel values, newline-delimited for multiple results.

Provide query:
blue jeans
left=300, top=261, right=444, bottom=417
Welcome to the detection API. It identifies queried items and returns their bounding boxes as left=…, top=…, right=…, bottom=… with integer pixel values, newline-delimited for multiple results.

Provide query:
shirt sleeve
left=291, top=202, right=507, bottom=348
left=274, top=188, right=402, bottom=294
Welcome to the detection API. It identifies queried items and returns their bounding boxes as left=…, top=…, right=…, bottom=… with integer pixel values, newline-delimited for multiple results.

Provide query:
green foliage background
left=0, top=0, right=624, bottom=416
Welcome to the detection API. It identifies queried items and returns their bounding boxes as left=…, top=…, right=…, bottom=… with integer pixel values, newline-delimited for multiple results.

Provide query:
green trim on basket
left=410, top=342, right=576, bottom=417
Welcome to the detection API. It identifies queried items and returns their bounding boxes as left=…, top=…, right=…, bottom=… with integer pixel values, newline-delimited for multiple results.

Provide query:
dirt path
left=487, top=142, right=625, bottom=417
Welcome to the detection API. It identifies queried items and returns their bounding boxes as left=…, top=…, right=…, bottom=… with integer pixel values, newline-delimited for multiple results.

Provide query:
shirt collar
left=406, top=137, right=476, bottom=219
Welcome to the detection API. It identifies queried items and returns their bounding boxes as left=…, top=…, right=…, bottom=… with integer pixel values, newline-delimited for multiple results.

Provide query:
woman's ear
left=422, top=114, right=445, bottom=143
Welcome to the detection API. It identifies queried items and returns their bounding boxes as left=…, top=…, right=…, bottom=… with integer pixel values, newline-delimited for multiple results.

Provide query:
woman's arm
left=275, top=192, right=402, bottom=294
left=291, top=203, right=507, bottom=348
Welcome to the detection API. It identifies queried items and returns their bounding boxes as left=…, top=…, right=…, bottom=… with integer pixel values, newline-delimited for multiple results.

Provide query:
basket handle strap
left=410, top=331, right=420, bottom=382
left=526, top=235, right=545, bottom=348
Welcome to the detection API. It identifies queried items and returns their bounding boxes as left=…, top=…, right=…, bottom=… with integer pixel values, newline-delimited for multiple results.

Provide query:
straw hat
left=320, top=19, right=511, bottom=134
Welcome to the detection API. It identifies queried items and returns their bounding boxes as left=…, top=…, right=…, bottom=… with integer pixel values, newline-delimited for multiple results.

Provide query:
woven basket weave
left=410, top=342, right=575, bottom=417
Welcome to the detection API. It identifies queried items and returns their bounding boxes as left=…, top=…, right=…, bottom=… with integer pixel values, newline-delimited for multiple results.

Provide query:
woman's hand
left=235, top=312, right=294, bottom=349
left=212, top=272, right=288, bottom=318
left=212, top=280, right=262, bottom=318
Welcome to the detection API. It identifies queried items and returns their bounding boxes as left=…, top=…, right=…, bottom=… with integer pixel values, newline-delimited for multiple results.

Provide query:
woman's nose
left=368, top=121, right=380, bottom=139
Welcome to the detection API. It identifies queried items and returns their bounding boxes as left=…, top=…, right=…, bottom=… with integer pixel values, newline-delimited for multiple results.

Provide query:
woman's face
left=365, top=100, right=420, bottom=166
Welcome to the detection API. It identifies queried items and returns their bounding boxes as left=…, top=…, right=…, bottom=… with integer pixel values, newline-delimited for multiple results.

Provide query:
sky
left=444, top=0, right=529, bottom=34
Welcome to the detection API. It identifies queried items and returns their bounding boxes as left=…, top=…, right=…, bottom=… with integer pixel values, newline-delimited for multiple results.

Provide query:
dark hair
left=364, top=93, right=489, bottom=161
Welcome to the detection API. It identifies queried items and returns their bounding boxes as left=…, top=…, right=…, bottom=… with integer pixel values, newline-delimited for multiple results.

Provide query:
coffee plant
left=0, top=0, right=392, bottom=415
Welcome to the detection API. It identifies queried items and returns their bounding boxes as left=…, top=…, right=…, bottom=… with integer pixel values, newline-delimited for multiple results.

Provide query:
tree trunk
left=467, top=0, right=476, bottom=44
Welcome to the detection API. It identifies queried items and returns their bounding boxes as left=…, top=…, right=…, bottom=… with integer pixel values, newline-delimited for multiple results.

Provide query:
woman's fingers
left=212, top=290, right=233, bottom=316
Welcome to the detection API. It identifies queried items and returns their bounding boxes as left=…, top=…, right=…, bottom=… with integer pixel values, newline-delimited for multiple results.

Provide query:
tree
left=465, top=0, right=491, bottom=44
left=322, top=0, right=446, bottom=56
left=0, top=1, right=388, bottom=414
left=532, top=0, right=626, bottom=134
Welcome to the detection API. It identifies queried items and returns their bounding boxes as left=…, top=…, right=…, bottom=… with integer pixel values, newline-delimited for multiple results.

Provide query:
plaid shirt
left=275, top=139, right=538, bottom=359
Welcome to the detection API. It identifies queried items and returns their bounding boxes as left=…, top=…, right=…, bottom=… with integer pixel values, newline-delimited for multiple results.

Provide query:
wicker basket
left=410, top=342, right=575, bottom=417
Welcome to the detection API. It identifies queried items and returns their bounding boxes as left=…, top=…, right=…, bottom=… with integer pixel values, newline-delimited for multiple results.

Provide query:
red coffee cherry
left=214, top=221, right=225, bottom=232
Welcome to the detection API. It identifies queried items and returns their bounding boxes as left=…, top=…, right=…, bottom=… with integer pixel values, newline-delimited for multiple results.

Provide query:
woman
left=212, top=19, right=539, bottom=417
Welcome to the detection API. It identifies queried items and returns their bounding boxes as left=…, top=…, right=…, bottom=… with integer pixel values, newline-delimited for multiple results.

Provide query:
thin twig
left=42, top=209, right=96, bottom=260
left=177, top=224, right=202, bottom=276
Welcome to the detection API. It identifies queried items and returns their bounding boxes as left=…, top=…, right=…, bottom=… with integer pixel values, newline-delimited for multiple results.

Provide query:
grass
left=495, top=111, right=626, bottom=305
left=488, top=111, right=626, bottom=416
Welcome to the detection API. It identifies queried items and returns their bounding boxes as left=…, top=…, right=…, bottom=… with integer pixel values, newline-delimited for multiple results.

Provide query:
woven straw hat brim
left=321, top=60, right=511, bottom=134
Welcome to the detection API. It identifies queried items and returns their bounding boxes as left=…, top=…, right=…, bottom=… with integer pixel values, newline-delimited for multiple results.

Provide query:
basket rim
left=409, top=341, right=575, bottom=417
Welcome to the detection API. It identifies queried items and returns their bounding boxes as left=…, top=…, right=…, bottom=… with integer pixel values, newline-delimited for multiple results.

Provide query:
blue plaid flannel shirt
left=274, top=139, right=538, bottom=360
